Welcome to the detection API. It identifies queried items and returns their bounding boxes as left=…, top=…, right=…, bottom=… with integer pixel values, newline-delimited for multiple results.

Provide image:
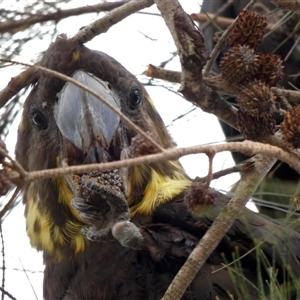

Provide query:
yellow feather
left=130, top=167, right=191, bottom=217
left=26, top=181, right=87, bottom=259
left=54, top=176, right=83, bottom=223
left=26, top=199, right=54, bottom=252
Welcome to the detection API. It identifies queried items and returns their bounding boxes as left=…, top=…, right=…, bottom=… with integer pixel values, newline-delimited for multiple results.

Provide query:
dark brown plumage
left=15, top=35, right=300, bottom=299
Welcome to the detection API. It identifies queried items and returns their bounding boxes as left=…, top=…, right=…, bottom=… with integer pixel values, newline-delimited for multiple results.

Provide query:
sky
left=0, top=1, right=242, bottom=299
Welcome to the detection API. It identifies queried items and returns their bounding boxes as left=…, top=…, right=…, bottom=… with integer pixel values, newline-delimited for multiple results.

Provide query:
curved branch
left=0, top=67, right=34, bottom=109
left=268, top=0, right=300, bottom=12
left=0, top=1, right=129, bottom=34
left=24, top=141, right=300, bottom=182
left=191, top=12, right=281, bottom=34
left=72, top=0, right=154, bottom=44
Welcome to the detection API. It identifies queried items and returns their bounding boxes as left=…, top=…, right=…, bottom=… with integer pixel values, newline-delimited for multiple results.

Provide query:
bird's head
left=15, top=35, right=191, bottom=258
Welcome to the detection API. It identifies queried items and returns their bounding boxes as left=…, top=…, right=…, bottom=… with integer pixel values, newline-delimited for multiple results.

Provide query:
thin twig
left=268, top=0, right=300, bottom=12
left=0, top=287, right=16, bottom=300
left=0, top=187, right=21, bottom=220
left=0, top=1, right=129, bottom=34
left=72, top=0, right=154, bottom=44
left=204, top=151, right=215, bottom=188
left=18, top=258, right=38, bottom=300
left=196, top=164, right=243, bottom=183
left=272, top=87, right=300, bottom=103
left=0, top=224, right=4, bottom=300
left=192, top=12, right=279, bottom=33
left=23, top=141, right=300, bottom=182
left=146, top=64, right=181, bottom=83
left=146, top=64, right=238, bottom=96
left=0, top=147, right=26, bottom=178
left=200, top=0, right=234, bottom=30
left=0, top=67, right=35, bottom=109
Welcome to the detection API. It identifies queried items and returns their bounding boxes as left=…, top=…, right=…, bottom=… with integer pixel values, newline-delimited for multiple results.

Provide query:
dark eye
left=30, top=107, right=48, bottom=130
left=129, top=86, right=142, bottom=110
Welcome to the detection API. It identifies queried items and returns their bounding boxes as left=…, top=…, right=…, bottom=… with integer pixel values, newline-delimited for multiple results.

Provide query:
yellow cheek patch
left=26, top=199, right=55, bottom=252
left=129, top=166, right=192, bottom=217
left=25, top=181, right=87, bottom=260
left=55, top=176, right=83, bottom=223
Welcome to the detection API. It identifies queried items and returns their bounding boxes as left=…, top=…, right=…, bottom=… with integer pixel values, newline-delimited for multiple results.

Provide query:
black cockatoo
left=15, top=35, right=300, bottom=299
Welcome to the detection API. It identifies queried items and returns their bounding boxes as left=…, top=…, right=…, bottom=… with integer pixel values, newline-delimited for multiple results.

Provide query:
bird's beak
left=54, top=70, right=121, bottom=162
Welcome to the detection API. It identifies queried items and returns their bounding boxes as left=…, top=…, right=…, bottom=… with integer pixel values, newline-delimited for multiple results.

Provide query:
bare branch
left=0, top=67, right=35, bottom=109
left=0, top=287, right=16, bottom=300
left=146, top=64, right=181, bottom=83
left=0, top=145, right=26, bottom=178
left=154, top=0, right=238, bottom=133
left=150, top=0, right=300, bottom=298
left=191, top=12, right=282, bottom=33
left=272, top=87, right=300, bottom=103
left=268, top=0, right=300, bottom=12
left=161, top=154, right=276, bottom=300
left=200, top=0, right=234, bottom=30
left=196, top=163, right=243, bottom=182
left=72, top=0, right=154, bottom=44
left=23, top=141, right=300, bottom=182
left=0, top=187, right=21, bottom=220
left=0, top=2, right=129, bottom=34
left=146, top=64, right=237, bottom=95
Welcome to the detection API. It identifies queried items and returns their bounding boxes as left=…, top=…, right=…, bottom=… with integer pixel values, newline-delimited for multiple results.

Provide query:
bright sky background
left=0, top=1, right=242, bottom=299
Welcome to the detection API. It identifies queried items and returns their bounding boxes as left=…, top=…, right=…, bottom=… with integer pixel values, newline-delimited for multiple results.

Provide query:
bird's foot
left=80, top=219, right=143, bottom=250
left=71, top=170, right=143, bottom=249
left=81, top=226, right=114, bottom=243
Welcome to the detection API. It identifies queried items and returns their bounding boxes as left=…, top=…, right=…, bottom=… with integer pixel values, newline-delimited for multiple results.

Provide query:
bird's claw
left=82, top=226, right=114, bottom=242
left=71, top=170, right=143, bottom=249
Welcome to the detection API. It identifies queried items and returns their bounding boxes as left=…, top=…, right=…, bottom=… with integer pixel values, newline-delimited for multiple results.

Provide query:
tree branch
left=0, top=67, right=35, bottom=109
left=272, top=87, right=300, bottom=103
left=0, top=1, right=129, bottom=34
left=72, top=0, right=154, bottom=44
left=154, top=0, right=238, bottom=133
left=161, top=154, right=276, bottom=300
left=268, top=0, right=300, bottom=12
left=21, top=141, right=300, bottom=182
left=151, top=0, right=300, bottom=298
left=191, top=12, right=282, bottom=34
left=0, top=0, right=154, bottom=109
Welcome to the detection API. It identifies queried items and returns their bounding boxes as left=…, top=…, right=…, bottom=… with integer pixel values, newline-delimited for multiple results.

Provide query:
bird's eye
left=30, top=107, right=48, bottom=130
left=129, top=86, right=142, bottom=111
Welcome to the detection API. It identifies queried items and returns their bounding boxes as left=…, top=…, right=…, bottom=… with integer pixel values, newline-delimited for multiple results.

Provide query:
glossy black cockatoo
left=15, top=35, right=300, bottom=299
